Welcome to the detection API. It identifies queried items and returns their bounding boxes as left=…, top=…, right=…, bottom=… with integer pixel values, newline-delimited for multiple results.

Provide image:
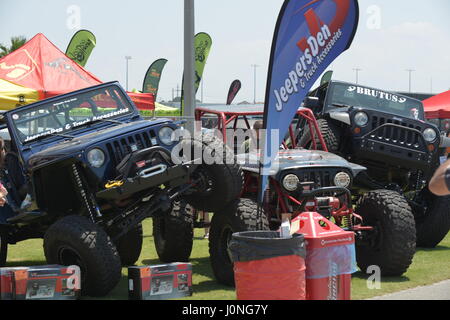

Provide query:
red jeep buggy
left=195, top=105, right=416, bottom=286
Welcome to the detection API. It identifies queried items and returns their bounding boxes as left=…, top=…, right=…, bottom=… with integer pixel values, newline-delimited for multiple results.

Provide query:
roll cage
left=194, top=105, right=328, bottom=152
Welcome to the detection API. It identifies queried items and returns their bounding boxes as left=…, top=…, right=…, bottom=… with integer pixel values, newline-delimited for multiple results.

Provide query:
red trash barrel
left=228, top=231, right=306, bottom=300
left=291, top=212, right=356, bottom=300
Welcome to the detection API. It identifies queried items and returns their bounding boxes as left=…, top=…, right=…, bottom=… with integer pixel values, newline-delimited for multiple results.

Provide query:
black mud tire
left=180, top=134, right=244, bottom=212
left=153, top=200, right=194, bottom=262
left=209, top=198, right=269, bottom=286
left=414, top=189, right=450, bottom=248
left=355, top=190, right=416, bottom=276
left=114, top=223, right=143, bottom=266
left=0, top=231, right=7, bottom=267
left=43, top=215, right=122, bottom=297
left=298, top=118, right=341, bottom=152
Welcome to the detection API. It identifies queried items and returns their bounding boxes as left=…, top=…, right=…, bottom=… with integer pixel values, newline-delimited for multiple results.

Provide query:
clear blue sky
left=1, top=0, right=449, bottom=103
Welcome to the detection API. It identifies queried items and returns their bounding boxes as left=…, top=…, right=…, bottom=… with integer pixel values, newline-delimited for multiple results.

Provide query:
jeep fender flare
left=329, top=111, right=351, bottom=125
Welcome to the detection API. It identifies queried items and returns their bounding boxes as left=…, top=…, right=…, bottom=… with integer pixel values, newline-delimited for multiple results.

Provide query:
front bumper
left=96, top=146, right=197, bottom=200
left=96, top=164, right=196, bottom=200
left=353, top=123, right=437, bottom=171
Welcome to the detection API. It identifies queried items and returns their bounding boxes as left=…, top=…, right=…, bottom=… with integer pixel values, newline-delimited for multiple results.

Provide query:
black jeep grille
left=295, top=169, right=335, bottom=188
left=106, top=131, right=155, bottom=167
left=370, top=116, right=422, bottom=147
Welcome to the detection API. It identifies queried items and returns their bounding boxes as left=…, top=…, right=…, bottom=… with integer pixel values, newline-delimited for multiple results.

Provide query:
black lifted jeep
left=0, top=82, right=242, bottom=297
left=299, top=80, right=450, bottom=247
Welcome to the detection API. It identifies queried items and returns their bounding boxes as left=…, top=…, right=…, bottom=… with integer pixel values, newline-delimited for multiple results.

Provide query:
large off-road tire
left=298, top=118, right=341, bottom=152
left=355, top=190, right=416, bottom=276
left=209, top=198, right=269, bottom=286
left=114, top=223, right=143, bottom=266
left=153, top=200, right=194, bottom=262
left=43, top=215, right=122, bottom=297
left=0, top=231, right=7, bottom=267
left=179, top=134, right=244, bottom=212
left=413, top=189, right=450, bottom=248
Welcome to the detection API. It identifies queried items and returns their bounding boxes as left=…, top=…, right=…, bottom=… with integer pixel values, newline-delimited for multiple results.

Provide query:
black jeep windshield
left=327, top=83, right=425, bottom=120
left=10, top=85, right=134, bottom=143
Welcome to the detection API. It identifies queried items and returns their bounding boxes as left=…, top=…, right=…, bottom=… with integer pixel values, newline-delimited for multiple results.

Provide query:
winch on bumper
left=96, top=146, right=197, bottom=200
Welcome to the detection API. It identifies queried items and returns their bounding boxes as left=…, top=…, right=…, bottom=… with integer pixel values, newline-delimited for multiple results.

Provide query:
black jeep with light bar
left=299, top=80, right=450, bottom=247
left=0, top=82, right=243, bottom=297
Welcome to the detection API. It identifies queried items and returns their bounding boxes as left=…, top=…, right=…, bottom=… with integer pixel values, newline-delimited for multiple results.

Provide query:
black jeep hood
left=27, top=119, right=169, bottom=167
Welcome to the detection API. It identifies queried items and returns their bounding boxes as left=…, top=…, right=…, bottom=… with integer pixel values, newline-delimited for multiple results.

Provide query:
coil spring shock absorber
left=342, top=196, right=353, bottom=230
left=342, top=214, right=353, bottom=230
left=72, top=164, right=101, bottom=222
left=341, top=193, right=353, bottom=230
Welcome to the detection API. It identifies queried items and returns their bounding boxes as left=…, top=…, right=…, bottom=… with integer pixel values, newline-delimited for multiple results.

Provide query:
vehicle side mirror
left=303, top=96, right=320, bottom=110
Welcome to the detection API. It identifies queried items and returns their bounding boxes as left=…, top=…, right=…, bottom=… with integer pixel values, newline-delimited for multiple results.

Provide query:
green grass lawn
left=5, top=219, right=450, bottom=300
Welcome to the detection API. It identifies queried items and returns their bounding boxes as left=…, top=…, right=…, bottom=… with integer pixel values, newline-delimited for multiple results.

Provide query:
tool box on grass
left=0, top=265, right=80, bottom=300
left=128, top=263, right=193, bottom=300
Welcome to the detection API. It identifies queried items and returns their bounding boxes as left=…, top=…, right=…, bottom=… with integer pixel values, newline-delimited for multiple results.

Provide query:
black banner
left=226, top=79, right=242, bottom=105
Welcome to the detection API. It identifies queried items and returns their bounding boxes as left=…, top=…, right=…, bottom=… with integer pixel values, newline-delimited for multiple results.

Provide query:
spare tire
left=43, top=215, right=122, bottom=297
left=176, top=134, right=244, bottom=212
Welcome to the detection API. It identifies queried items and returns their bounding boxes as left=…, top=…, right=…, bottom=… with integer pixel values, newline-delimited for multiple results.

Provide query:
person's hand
left=0, top=185, right=8, bottom=207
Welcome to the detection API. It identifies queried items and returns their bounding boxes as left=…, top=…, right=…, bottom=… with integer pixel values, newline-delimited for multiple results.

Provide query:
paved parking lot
left=368, top=280, right=450, bottom=300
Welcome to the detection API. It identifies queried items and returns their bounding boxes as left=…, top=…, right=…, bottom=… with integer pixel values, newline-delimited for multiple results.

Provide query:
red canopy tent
left=423, top=90, right=450, bottom=119
left=0, top=33, right=154, bottom=110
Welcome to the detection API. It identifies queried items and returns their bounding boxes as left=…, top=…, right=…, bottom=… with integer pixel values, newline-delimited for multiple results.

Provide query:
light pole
left=125, top=56, right=132, bottom=91
left=183, top=0, right=195, bottom=133
left=251, top=64, right=259, bottom=104
left=353, top=67, right=361, bottom=84
left=406, top=69, right=415, bottom=93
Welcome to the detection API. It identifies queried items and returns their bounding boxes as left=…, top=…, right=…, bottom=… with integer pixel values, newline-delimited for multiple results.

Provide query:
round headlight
left=423, top=128, right=437, bottom=142
left=87, top=148, right=105, bottom=168
left=282, top=174, right=300, bottom=191
left=158, top=127, right=176, bottom=145
left=334, top=172, right=351, bottom=188
left=354, top=112, right=369, bottom=127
